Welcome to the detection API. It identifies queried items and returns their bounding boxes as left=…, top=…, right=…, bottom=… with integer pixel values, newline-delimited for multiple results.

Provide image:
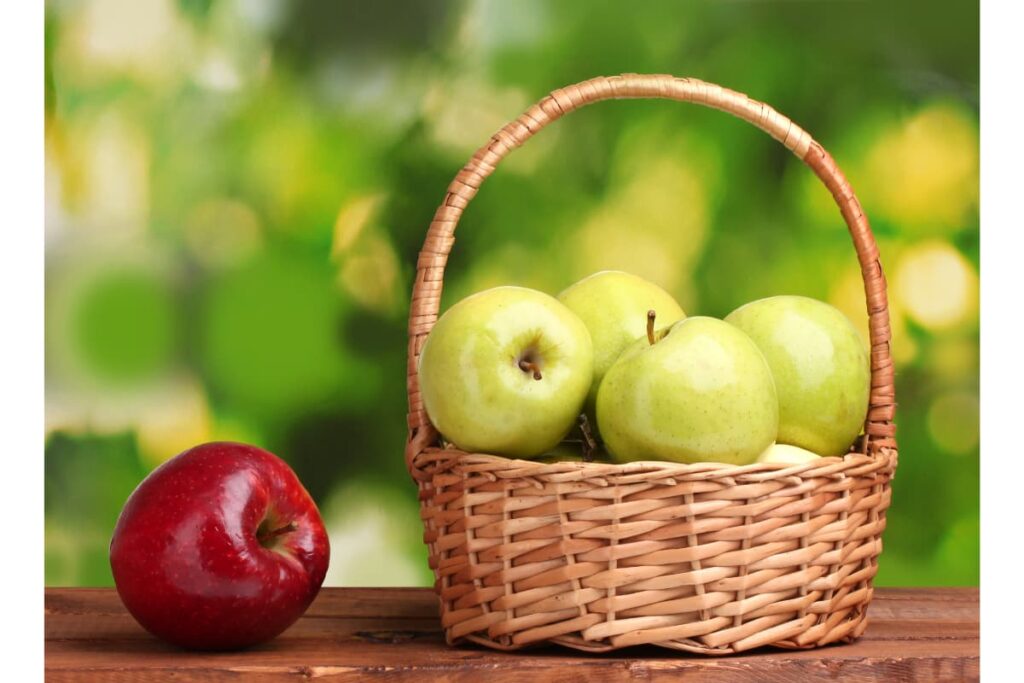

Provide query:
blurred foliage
left=45, top=0, right=979, bottom=587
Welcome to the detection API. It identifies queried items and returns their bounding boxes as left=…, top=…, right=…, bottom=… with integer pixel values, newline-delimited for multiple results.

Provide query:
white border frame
left=1, top=1, right=44, bottom=679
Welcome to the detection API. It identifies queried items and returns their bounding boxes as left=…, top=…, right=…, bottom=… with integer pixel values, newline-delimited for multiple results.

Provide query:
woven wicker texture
left=404, top=74, right=897, bottom=654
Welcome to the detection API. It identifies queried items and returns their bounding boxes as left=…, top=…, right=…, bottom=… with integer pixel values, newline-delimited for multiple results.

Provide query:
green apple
left=725, top=295, right=869, bottom=457
left=757, top=443, right=823, bottom=465
left=557, top=271, right=685, bottom=431
left=596, top=316, right=778, bottom=465
left=418, top=286, right=593, bottom=458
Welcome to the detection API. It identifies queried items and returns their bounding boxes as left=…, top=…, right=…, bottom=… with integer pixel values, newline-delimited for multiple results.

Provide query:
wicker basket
left=404, top=74, right=897, bottom=654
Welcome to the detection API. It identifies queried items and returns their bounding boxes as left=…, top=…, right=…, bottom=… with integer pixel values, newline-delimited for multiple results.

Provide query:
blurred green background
left=44, top=0, right=979, bottom=587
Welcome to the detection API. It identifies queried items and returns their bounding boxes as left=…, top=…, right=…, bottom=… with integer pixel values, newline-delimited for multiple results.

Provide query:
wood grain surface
left=45, top=587, right=978, bottom=682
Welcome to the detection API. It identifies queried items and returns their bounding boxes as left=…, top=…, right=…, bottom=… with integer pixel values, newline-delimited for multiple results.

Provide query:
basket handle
left=405, top=74, right=896, bottom=479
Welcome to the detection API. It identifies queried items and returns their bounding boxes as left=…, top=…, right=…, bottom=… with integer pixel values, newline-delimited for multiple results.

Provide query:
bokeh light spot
left=331, top=193, right=384, bottom=256
left=64, top=113, right=151, bottom=237
left=200, top=252, right=349, bottom=418
left=423, top=76, right=547, bottom=172
left=70, top=0, right=193, bottom=83
left=895, top=240, right=978, bottom=331
left=134, top=376, right=213, bottom=468
left=338, top=234, right=403, bottom=315
left=861, top=102, right=978, bottom=235
left=70, top=268, right=177, bottom=384
left=321, top=481, right=431, bottom=586
left=184, top=198, right=263, bottom=267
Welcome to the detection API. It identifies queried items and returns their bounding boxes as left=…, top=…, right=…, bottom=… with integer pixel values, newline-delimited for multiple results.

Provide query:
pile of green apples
left=418, top=271, right=870, bottom=467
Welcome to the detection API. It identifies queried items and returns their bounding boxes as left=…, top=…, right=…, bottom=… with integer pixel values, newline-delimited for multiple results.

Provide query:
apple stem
left=258, top=521, right=297, bottom=544
left=518, top=359, right=543, bottom=380
left=646, top=309, right=657, bottom=346
left=578, top=414, right=598, bottom=462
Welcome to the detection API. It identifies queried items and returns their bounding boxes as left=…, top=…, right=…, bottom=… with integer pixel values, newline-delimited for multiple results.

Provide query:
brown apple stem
left=578, top=414, right=598, bottom=462
left=646, top=309, right=657, bottom=346
left=258, top=521, right=297, bottom=543
left=518, top=359, right=543, bottom=380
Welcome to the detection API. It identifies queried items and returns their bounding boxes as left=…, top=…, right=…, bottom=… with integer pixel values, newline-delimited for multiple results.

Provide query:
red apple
left=109, top=442, right=330, bottom=650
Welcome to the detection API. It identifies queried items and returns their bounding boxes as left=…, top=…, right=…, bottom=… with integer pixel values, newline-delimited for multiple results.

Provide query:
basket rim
left=413, top=443, right=897, bottom=484
left=404, top=73, right=896, bottom=482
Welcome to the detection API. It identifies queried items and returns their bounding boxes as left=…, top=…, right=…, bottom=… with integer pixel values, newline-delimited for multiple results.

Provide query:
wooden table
left=45, top=587, right=978, bottom=681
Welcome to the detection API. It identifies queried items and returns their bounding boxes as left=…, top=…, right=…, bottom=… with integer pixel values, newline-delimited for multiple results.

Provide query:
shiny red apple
left=109, top=442, right=330, bottom=650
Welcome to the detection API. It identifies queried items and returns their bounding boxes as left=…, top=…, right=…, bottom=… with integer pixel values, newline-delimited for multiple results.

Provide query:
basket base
left=455, top=604, right=869, bottom=655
